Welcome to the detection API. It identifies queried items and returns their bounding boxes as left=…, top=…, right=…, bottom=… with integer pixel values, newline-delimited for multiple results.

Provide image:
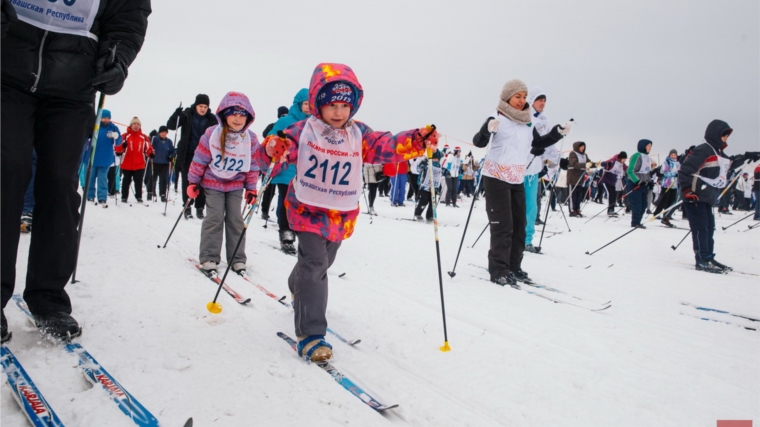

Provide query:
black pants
left=274, top=184, right=291, bottom=231
left=570, top=184, right=584, bottom=212
left=379, top=178, right=390, bottom=196
left=150, top=163, right=170, bottom=198
left=143, top=162, right=153, bottom=196
left=684, top=201, right=715, bottom=262
left=407, top=172, right=420, bottom=201
left=1, top=83, right=92, bottom=314
left=180, top=162, right=206, bottom=210
left=483, top=176, right=526, bottom=280
left=260, top=182, right=277, bottom=217
left=652, top=187, right=678, bottom=218
left=414, top=189, right=434, bottom=219
left=108, top=165, right=118, bottom=195
left=367, top=183, right=378, bottom=208
left=627, top=182, right=647, bottom=226
left=604, top=183, right=617, bottom=210
left=121, top=169, right=146, bottom=201
left=461, top=179, right=475, bottom=197
left=445, top=177, right=460, bottom=205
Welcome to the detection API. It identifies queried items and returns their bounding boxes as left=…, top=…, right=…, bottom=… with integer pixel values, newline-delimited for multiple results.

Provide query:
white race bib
left=208, top=127, right=251, bottom=179
left=694, top=143, right=731, bottom=188
left=12, top=0, right=101, bottom=40
left=294, top=116, right=363, bottom=211
left=639, top=153, right=652, bottom=174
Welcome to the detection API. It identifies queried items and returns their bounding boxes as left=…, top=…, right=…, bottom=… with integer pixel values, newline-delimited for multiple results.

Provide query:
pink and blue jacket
left=189, top=92, right=261, bottom=192
left=253, top=63, right=427, bottom=242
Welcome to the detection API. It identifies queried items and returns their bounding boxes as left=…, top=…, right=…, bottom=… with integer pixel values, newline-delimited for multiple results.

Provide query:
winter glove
left=245, top=189, right=257, bottom=205
left=106, top=131, right=117, bottom=139
left=538, top=166, right=548, bottom=178
left=559, top=158, right=569, bottom=170
left=646, top=181, right=655, bottom=189
left=683, top=187, right=699, bottom=203
left=264, top=132, right=291, bottom=160
left=415, top=125, right=439, bottom=147
left=744, top=151, right=760, bottom=162
left=558, top=121, right=573, bottom=136
left=487, top=119, right=500, bottom=133
left=186, top=183, right=201, bottom=199
left=174, top=107, right=184, bottom=116
left=1, top=0, right=18, bottom=39
left=530, top=146, right=545, bottom=156
left=92, top=46, right=128, bottom=96
left=149, top=153, right=155, bottom=159
left=121, top=142, right=128, bottom=150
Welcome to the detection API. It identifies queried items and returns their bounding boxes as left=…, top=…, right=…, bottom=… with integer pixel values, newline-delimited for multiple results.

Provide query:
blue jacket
left=85, top=121, right=121, bottom=168
left=151, top=136, right=176, bottom=165
left=268, top=88, right=309, bottom=185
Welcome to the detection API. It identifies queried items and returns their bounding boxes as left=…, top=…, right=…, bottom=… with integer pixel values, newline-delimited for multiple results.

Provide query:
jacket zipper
left=30, top=31, right=49, bottom=93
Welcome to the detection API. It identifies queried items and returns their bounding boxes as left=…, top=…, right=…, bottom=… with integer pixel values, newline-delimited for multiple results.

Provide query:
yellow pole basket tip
left=206, top=301, right=223, bottom=314
left=439, top=341, right=451, bottom=352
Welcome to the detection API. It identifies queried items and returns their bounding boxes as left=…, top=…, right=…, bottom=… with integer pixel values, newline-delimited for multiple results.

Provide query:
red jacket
left=383, top=161, right=407, bottom=177
left=115, top=128, right=154, bottom=171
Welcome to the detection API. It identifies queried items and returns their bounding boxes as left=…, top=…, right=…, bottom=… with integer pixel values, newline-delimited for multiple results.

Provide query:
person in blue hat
left=84, top=109, right=122, bottom=205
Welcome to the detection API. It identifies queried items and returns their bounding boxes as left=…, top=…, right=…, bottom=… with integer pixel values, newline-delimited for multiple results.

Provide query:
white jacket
left=483, top=111, right=534, bottom=184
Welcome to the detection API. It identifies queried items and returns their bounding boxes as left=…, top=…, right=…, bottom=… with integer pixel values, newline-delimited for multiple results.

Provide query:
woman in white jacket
left=472, top=79, right=567, bottom=288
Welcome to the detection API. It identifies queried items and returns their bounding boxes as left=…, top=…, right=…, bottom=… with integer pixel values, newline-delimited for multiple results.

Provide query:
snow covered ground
left=3, top=190, right=759, bottom=427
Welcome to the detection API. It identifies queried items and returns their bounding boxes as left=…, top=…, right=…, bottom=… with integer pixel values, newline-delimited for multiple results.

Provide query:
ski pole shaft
left=361, top=186, right=373, bottom=224
left=536, top=179, right=553, bottom=251
left=584, top=204, right=609, bottom=224
left=648, top=200, right=684, bottom=223
left=585, top=227, right=639, bottom=256
left=747, top=222, right=760, bottom=230
left=671, top=230, right=691, bottom=250
left=160, top=197, right=193, bottom=249
left=471, top=222, right=489, bottom=248
left=163, top=161, right=173, bottom=216
left=722, top=212, right=754, bottom=230
left=72, top=92, right=107, bottom=284
left=448, top=133, right=491, bottom=277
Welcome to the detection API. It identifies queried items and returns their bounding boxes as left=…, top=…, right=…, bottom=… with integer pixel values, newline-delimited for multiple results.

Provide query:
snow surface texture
left=2, top=191, right=759, bottom=426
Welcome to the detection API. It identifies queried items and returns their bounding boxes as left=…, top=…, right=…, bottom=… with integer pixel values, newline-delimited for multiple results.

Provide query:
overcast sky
left=107, top=0, right=759, bottom=163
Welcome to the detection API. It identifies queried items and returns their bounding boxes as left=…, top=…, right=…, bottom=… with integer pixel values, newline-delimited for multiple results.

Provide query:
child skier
left=626, top=139, right=654, bottom=228
left=187, top=92, right=260, bottom=275
left=254, top=63, right=437, bottom=362
left=414, top=147, right=443, bottom=222
left=599, top=152, right=627, bottom=216
left=651, top=149, right=680, bottom=226
left=472, top=79, right=567, bottom=288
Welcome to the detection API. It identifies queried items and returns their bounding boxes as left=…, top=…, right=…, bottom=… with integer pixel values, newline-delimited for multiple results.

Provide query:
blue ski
left=680, top=301, right=759, bottom=322
left=13, top=295, right=160, bottom=427
left=1, top=345, right=65, bottom=426
left=277, top=332, right=397, bottom=412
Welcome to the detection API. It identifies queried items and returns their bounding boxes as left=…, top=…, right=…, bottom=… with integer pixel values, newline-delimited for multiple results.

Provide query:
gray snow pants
left=199, top=189, right=246, bottom=265
left=288, top=231, right=341, bottom=337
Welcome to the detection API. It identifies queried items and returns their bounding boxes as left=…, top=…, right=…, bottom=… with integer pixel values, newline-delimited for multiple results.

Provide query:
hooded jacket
left=253, top=63, right=427, bottom=242
left=115, top=127, right=153, bottom=171
left=188, top=92, right=260, bottom=193
left=151, top=135, right=176, bottom=165
left=3, top=0, right=150, bottom=102
left=84, top=120, right=122, bottom=168
left=167, top=104, right=219, bottom=168
left=267, top=88, right=310, bottom=185
left=627, top=139, right=653, bottom=184
left=567, top=142, right=589, bottom=186
left=600, top=155, right=626, bottom=188
left=677, top=120, right=746, bottom=206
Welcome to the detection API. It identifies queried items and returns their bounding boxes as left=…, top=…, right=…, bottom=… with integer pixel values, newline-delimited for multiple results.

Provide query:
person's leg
left=180, top=165, right=192, bottom=208
left=121, top=170, right=133, bottom=201
left=523, top=175, right=537, bottom=246
left=397, top=174, right=407, bottom=204
left=451, top=177, right=460, bottom=205
left=260, top=181, right=277, bottom=218
left=133, top=169, right=145, bottom=200
left=108, top=165, right=115, bottom=195
left=606, top=184, right=616, bottom=211
left=276, top=184, right=291, bottom=231
left=684, top=202, right=710, bottom=262
left=96, top=166, right=109, bottom=202
left=288, top=232, right=342, bottom=337
left=22, top=151, right=38, bottom=215
left=484, top=177, right=514, bottom=280
left=199, top=189, right=224, bottom=264
left=156, top=164, right=168, bottom=199
left=223, top=190, right=246, bottom=265
left=406, top=172, right=415, bottom=200
left=510, top=183, right=527, bottom=271
left=368, top=183, right=378, bottom=208
left=628, top=184, right=642, bottom=225
left=706, top=204, right=715, bottom=257
left=414, top=190, right=430, bottom=216
left=86, top=163, right=97, bottom=200
left=755, top=190, right=760, bottom=220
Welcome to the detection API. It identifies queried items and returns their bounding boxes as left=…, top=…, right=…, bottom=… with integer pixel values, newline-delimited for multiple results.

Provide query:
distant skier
left=626, top=139, right=655, bottom=229
left=599, top=152, right=627, bottom=216
left=414, top=147, right=444, bottom=222
left=651, top=149, right=680, bottom=226
left=115, top=117, right=153, bottom=204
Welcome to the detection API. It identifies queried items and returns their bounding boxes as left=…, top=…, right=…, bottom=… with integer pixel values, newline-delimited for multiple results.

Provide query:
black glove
left=168, top=153, right=175, bottom=160
left=743, top=151, right=760, bottom=162
left=149, top=153, right=155, bottom=159
left=646, top=181, right=655, bottom=189
left=92, top=44, right=128, bottom=95
left=538, top=166, right=548, bottom=178
left=530, top=146, right=545, bottom=156
left=559, top=158, right=569, bottom=170
left=121, top=142, right=128, bottom=150
left=174, top=107, right=184, bottom=116
left=1, top=0, right=18, bottom=38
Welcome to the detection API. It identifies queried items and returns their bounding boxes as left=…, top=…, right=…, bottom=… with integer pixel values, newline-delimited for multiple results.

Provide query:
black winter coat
left=167, top=105, right=218, bottom=168
left=1, top=0, right=150, bottom=102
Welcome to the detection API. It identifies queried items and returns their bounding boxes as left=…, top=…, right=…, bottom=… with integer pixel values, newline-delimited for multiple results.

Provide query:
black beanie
left=618, top=151, right=628, bottom=159
left=159, top=125, right=169, bottom=133
left=277, top=106, right=289, bottom=117
left=195, top=94, right=210, bottom=106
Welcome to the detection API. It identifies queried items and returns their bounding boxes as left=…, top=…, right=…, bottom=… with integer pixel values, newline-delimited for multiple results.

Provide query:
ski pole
left=647, top=200, right=684, bottom=224
left=722, top=212, right=754, bottom=231
left=671, top=230, right=691, bottom=250
left=585, top=227, right=639, bottom=256
left=208, top=156, right=278, bottom=314
left=584, top=204, right=609, bottom=224
left=72, top=92, right=107, bottom=284
left=361, top=185, right=373, bottom=224
left=550, top=181, right=572, bottom=232
left=534, top=181, right=553, bottom=253
left=158, top=197, right=193, bottom=249
left=470, top=223, right=489, bottom=248
left=746, top=222, right=760, bottom=231
left=448, top=133, right=491, bottom=278
left=163, top=160, right=173, bottom=216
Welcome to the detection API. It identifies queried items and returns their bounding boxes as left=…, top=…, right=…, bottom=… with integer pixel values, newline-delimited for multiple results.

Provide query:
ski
left=470, top=276, right=611, bottom=312
left=680, top=302, right=760, bottom=323
left=188, top=258, right=251, bottom=305
left=277, top=332, right=395, bottom=412
left=676, top=262, right=758, bottom=277
left=12, top=296, right=160, bottom=427
left=1, top=345, right=66, bottom=427
left=679, top=312, right=757, bottom=331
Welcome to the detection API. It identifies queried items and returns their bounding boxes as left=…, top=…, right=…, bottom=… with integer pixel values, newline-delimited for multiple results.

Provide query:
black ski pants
left=260, top=182, right=278, bottom=217
left=121, top=169, right=145, bottom=201
left=1, top=83, right=92, bottom=314
left=684, top=201, right=715, bottom=262
left=407, top=172, right=420, bottom=201
left=570, top=184, right=584, bottom=212
left=652, top=187, right=678, bottom=218
left=483, top=176, right=526, bottom=280
left=149, top=163, right=170, bottom=198
left=367, top=183, right=378, bottom=208
left=274, top=184, right=291, bottom=232
left=414, top=189, right=434, bottom=220
left=605, top=183, right=617, bottom=211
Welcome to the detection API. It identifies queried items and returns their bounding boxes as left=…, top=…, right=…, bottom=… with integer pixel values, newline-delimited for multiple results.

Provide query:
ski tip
left=183, top=417, right=194, bottom=427
left=377, top=404, right=399, bottom=412
left=242, top=298, right=252, bottom=305
left=348, top=339, right=361, bottom=346
left=338, top=273, right=346, bottom=278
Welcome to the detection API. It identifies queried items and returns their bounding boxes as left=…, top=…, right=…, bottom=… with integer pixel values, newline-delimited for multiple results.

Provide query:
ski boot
left=535, top=218, right=544, bottom=226
left=196, top=208, right=205, bottom=220
left=492, top=273, right=520, bottom=290
left=368, top=207, right=377, bottom=216
left=20, top=214, right=33, bottom=233
left=696, top=261, right=724, bottom=274
left=33, top=312, right=82, bottom=342
left=200, top=261, right=218, bottom=276
left=184, top=207, right=193, bottom=220
left=633, top=224, right=646, bottom=229
left=426, top=217, right=434, bottom=224
left=709, top=258, right=732, bottom=272
left=513, top=269, right=533, bottom=284
left=297, top=335, right=333, bottom=362
left=1, top=310, right=10, bottom=344
left=661, top=218, right=674, bottom=228
left=524, top=244, right=541, bottom=254
left=414, top=215, right=424, bottom=221
left=232, top=263, right=247, bottom=276
left=280, top=230, right=296, bottom=255
left=607, top=209, right=618, bottom=217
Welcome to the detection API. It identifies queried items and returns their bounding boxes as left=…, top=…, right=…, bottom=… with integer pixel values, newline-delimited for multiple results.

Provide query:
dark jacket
left=2, top=0, right=150, bottom=102
left=167, top=105, right=218, bottom=168
left=677, top=120, right=746, bottom=206
left=567, top=141, right=590, bottom=186
left=600, top=155, right=625, bottom=187
left=151, top=135, right=175, bottom=165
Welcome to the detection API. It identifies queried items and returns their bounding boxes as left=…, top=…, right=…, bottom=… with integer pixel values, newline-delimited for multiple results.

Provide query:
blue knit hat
left=219, top=106, right=250, bottom=119
left=316, top=81, right=357, bottom=110
left=101, top=109, right=111, bottom=119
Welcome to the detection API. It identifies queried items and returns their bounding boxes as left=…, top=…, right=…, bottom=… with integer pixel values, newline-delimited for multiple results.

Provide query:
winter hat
left=219, top=106, right=250, bottom=119
left=669, top=149, right=678, bottom=156
left=129, top=117, right=141, bottom=127
left=316, top=81, right=357, bottom=110
left=618, top=151, right=628, bottom=159
left=195, top=93, right=210, bottom=107
left=454, top=146, right=461, bottom=152
left=277, top=106, right=289, bottom=117
left=637, top=139, right=652, bottom=153
left=497, top=79, right=531, bottom=124
left=158, top=125, right=168, bottom=133
left=527, top=86, right=546, bottom=105
left=101, top=109, right=111, bottom=119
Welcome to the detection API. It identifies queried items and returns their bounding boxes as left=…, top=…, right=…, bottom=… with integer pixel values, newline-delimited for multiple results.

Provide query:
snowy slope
left=3, top=190, right=759, bottom=427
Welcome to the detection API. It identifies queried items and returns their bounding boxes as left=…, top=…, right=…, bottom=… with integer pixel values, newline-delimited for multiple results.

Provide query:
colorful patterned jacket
left=253, top=63, right=426, bottom=242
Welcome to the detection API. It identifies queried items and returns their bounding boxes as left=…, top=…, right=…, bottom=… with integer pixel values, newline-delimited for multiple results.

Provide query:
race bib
left=12, top=0, right=101, bottom=40
left=294, top=116, right=363, bottom=211
left=208, top=127, right=251, bottom=180
left=639, top=153, right=652, bottom=174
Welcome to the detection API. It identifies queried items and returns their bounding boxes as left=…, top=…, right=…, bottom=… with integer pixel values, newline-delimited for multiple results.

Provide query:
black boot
left=280, top=230, right=296, bottom=255
left=196, top=208, right=205, bottom=219
left=184, top=207, right=193, bottom=219
left=709, top=258, right=732, bottom=271
left=513, top=269, right=533, bottom=284
left=1, top=310, right=11, bottom=344
left=34, top=312, right=82, bottom=341
left=492, top=272, right=520, bottom=289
